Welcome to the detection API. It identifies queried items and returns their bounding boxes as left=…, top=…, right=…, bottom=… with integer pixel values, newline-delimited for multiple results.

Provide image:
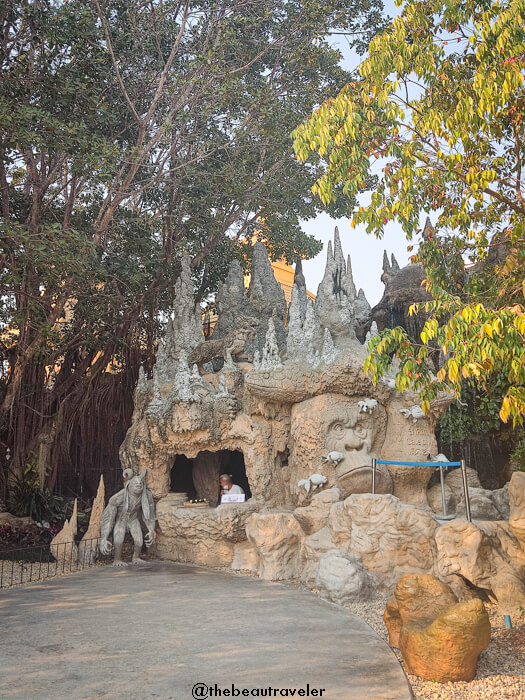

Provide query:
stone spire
left=314, top=227, right=357, bottom=348
left=248, top=242, right=287, bottom=355
left=164, top=255, right=202, bottom=364
left=293, top=258, right=308, bottom=319
left=211, top=259, right=247, bottom=342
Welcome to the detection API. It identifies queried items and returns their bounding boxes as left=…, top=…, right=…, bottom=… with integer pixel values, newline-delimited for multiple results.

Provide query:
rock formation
left=384, top=574, right=491, bottom=682
left=116, top=229, right=523, bottom=610
left=50, top=499, right=78, bottom=565
left=79, top=475, right=105, bottom=564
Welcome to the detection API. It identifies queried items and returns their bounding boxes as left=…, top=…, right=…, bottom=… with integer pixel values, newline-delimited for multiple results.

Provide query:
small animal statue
left=357, top=398, right=378, bottom=414
left=99, top=469, right=156, bottom=566
left=400, top=405, right=426, bottom=423
left=321, top=451, right=345, bottom=468
left=188, top=316, right=259, bottom=368
left=298, top=473, right=328, bottom=494
left=427, top=453, right=449, bottom=463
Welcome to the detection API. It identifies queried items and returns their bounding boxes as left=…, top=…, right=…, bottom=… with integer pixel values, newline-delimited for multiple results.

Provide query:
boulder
left=231, top=540, right=259, bottom=573
left=436, top=509, right=525, bottom=611
left=301, top=526, right=338, bottom=587
left=342, top=494, right=439, bottom=589
left=383, top=596, right=402, bottom=647
left=156, top=499, right=257, bottom=567
left=293, top=487, right=341, bottom=535
left=388, top=574, right=491, bottom=682
left=245, top=512, right=304, bottom=581
left=316, top=550, right=376, bottom=605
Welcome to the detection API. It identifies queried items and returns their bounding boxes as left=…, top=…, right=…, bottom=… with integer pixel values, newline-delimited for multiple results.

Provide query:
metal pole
left=439, top=465, right=447, bottom=517
left=460, top=459, right=472, bottom=522
left=372, top=458, right=376, bottom=494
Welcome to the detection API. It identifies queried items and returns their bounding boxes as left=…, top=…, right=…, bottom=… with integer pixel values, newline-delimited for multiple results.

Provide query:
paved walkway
left=0, top=562, right=412, bottom=700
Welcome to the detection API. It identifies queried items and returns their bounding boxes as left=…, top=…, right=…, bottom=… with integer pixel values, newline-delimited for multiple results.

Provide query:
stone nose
left=344, top=435, right=363, bottom=451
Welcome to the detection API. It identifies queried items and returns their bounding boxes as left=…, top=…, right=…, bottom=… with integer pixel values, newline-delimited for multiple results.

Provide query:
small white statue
left=357, top=398, right=378, bottom=414
left=298, top=473, right=328, bottom=494
left=428, top=453, right=449, bottom=463
left=321, top=451, right=345, bottom=467
left=400, top=405, right=426, bottom=423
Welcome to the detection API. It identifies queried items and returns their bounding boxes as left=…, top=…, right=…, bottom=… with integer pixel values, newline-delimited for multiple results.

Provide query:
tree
left=293, top=0, right=525, bottom=425
left=0, top=0, right=386, bottom=498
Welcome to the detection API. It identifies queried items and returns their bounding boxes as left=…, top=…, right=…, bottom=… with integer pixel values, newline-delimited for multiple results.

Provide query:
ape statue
left=99, top=469, right=156, bottom=566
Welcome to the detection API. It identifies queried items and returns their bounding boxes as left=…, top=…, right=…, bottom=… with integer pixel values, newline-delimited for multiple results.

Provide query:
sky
left=299, top=0, right=411, bottom=307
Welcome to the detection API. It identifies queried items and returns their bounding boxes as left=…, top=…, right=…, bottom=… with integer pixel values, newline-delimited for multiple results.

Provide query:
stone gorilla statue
left=99, top=469, right=156, bottom=566
left=291, top=394, right=392, bottom=498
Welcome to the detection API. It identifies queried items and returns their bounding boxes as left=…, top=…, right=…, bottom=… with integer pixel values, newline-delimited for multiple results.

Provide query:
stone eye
left=354, top=424, right=367, bottom=438
left=331, top=423, right=345, bottom=436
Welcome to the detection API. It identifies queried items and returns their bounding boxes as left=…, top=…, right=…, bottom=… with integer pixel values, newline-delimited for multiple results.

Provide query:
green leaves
left=294, top=0, right=525, bottom=424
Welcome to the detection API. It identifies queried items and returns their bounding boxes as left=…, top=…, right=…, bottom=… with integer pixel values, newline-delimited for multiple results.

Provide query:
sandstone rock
left=383, top=596, right=401, bottom=647
left=387, top=574, right=490, bottom=682
left=343, top=494, right=439, bottom=590
left=400, top=598, right=490, bottom=682
left=231, top=540, right=259, bottom=573
left=245, top=512, right=304, bottom=581
left=435, top=513, right=525, bottom=611
left=156, top=499, right=257, bottom=567
left=393, top=573, right=458, bottom=626
left=316, top=550, right=376, bottom=605
left=301, top=526, right=338, bottom=587
left=327, top=500, right=352, bottom=546
left=293, top=487, right=341, bottom=535
left=79, top=475, right=105, bottom=564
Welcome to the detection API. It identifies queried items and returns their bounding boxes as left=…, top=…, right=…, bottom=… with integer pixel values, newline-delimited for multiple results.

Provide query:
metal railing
left=0, top=536, right=101, bottom=590
left=372, top=458, right=472, bottom=521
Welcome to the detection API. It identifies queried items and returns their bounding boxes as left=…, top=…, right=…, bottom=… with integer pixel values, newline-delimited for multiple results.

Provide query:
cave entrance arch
left=170, top=450, right=251, bottom=507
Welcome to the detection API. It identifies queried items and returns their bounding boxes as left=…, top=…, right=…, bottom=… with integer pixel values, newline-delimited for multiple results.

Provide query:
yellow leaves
left=500, top=395, right=511, bottom=423
left=448, top=358, right=459, bottom=382
left=437, top=367, right=446, bottom=382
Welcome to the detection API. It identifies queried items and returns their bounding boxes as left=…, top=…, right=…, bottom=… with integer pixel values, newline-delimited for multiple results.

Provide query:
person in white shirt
left=219, top=473, right=244, bottom=496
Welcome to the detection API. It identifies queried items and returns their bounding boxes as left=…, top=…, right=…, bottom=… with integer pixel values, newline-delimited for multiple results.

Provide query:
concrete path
left=0, top=562, right=412, bottom=700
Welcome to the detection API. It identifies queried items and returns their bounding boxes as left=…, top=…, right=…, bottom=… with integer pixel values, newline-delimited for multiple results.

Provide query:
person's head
left=219, top=474, right=232, bottom=490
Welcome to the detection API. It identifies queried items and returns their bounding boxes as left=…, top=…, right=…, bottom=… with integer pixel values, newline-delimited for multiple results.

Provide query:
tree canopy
left=293, top=0, right=525, bottom=425
left=0, top=0, right=386, bottom=498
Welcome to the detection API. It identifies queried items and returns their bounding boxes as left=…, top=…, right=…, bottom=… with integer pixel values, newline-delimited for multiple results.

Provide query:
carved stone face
left=291, top=394, right=388, bottom=486
left=326, top=407, right=375, bottom=477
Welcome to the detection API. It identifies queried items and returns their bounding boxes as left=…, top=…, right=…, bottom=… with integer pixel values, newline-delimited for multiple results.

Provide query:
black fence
left=0, top=536, right=102, bottom=590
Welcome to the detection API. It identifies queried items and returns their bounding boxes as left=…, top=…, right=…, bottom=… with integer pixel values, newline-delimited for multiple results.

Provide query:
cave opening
left=170, top=449, right=251, bottom=506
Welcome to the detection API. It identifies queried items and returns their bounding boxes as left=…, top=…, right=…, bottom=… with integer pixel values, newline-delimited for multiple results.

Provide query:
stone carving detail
left=259, top=316, right=283, bottom=370
left=297, top=473, right=328, bottom=494
left=188, top=316, right=259, bottom=369
left=400, top=405, right=426, bottom=423
left=99, top=470, right=156, bottom=566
